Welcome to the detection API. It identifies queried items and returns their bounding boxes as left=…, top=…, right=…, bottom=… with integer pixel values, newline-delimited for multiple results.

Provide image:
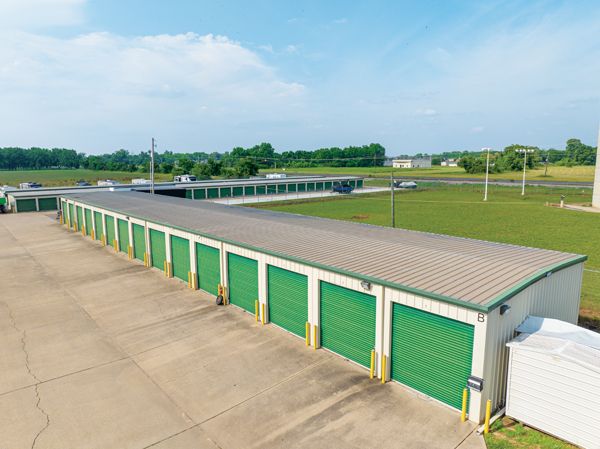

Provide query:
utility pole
left=391, top=172, right=395, bottom=228
left=151, top=138, right=155, bottom=194
left=373, top=154, right=376, bottom=175
left=545, top=151, right=549, bottom=176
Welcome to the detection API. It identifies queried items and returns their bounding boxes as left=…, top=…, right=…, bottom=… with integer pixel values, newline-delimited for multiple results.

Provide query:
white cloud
left=0, top=0, right=86, bottom=28
left=470, top=127, right=484, bottom=133
left=285, top=45, right=297, bottom=53
left=0, top=31, right=305, bottom=150
left=333, top=18, right=347, bottom=24
left=413, top=108, right=438, bottom=116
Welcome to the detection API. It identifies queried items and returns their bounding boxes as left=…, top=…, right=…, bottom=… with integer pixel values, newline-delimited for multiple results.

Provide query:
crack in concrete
left=31, top=384, right=50, bottom=449
left=6, top=304, right=51, bottom=448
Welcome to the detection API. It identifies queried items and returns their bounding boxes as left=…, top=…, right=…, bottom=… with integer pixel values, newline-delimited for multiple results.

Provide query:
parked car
left=174, top=174, right=197, bottom=182
left=76, top=181, right=91, bottom=186
left=332, top=182, right=354, bottom=194
left=19, top=182, right=42, bottom=189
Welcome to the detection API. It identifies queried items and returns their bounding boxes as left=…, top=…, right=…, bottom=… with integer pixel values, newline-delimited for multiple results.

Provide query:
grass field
left=484, top=418, right=577, bottom=449
left=267, top=165, right=595, bottom=183
left=250, top=189, right=600, bottom=329
left=0, top=169, right=172, bottom=188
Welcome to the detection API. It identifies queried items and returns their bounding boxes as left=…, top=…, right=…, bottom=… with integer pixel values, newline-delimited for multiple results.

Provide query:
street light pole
left=516, top=149, right=534, bottom=195
left=483, top=148, right=492, bottom=201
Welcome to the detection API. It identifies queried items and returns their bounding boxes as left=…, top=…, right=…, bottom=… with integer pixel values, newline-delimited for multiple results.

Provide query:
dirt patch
left=351, top=215, right=370, bottom=219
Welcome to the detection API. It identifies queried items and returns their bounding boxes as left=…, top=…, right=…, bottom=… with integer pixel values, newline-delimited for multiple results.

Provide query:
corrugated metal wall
left=481, top=263, right=584, bottom=420
left=506, top=348, right=600, bottom=449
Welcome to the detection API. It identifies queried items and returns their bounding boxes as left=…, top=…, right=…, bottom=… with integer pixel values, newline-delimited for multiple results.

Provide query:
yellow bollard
left=306, top=322, right=310, bottom=346
left=67, top=218, right=70, bottom=227
left=255, top=301, right=259, bottom=321
left=60, top=215, right=63, bottom=225
left=188, top=271, right=192, bottom=288
left=82, top=226, right=85, bottom=236
left=193, top=273, right=197, bottom=290
left=261, top=303, right=265, bottom=325
left=91, top=229, right=95, bottom=240
left=484, top=399, right=492, bottom=434
left=381, top=355, right=386, bottom=384
left=73, top=221, right=77, bottom=230
left=313, top=325, right=317, bottom=350
left=164, top=261, right=168, bottom=276
left=461, top=389, right=468, bottom=422
left=222, top=286, right=227, bottom=305
left=101, top=234, right=105, bottom=246
left=113, top=239, right=117, bottom=251
left=370, top=350, right=375, bottom=379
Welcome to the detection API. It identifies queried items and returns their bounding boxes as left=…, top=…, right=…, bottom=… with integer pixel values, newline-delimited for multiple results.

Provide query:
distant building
left=383, top=158, right=393, bottom=167
left=441, top=158, right=458, bottom=167
left=392, top=158, right=431, bottom=168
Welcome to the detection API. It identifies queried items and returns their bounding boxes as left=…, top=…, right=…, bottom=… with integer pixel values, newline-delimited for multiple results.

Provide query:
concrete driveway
left=0, top=213, right=485, bottom=449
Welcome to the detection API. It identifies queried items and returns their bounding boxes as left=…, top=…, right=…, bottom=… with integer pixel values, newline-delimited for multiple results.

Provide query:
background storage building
left=60, top=191, right=586, bottom=423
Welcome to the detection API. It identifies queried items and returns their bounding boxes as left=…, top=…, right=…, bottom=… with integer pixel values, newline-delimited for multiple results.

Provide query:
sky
left=1, top=0, right=599, bottom=157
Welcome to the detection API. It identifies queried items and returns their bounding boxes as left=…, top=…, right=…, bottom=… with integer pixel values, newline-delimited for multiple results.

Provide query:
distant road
left=281, top=172, right=593, bottom=187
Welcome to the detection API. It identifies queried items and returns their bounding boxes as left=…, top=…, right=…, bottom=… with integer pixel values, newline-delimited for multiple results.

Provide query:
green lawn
left=266, top=165, right=595, bottom=183
left=0, top=169, right=172, bottom=188
left=250, top=189, right=600, bottom=329
left=485, top=418, right=577, bottom=449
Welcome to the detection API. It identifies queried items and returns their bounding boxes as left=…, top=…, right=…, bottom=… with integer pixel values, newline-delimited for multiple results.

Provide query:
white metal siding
left=506, top=348, right=600, bottom=449
left=480, top=263, right=584, bottom=421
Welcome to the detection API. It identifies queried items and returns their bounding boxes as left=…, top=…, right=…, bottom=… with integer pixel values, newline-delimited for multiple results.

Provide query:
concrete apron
left=0, top=213, right=483, bottom=449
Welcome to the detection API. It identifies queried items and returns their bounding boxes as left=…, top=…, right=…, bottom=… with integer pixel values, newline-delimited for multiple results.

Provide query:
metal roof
left=5, top=175, right=361, bottom=198
left=62, top=191, right=586, bottom=312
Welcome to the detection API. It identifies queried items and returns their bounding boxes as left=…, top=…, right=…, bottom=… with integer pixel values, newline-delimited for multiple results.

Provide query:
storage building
left=59, top=191, right=586, bottom=423
left=506, top=316, right=600, bottom=449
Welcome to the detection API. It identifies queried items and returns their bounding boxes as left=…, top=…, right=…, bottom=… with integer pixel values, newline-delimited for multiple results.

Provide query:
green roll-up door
left=288, top=184, right=296, bottom=192
left=0, top=198, right=5, bottom=205
left=349, top=180, right=356, bottom=187
left=118, top=219, right=129, bottom=253
left=197, top=243, right=220, bottom=296
left=245, top=186, right=255, bottom=196
left=38, top=197, right=58, bottom=211
left=256, top=185, right=266, bottom=195
left=150, top=229, right=166, bottom=270
left=357, top=180, right=363, bottom=188
left=62, top=201, right=67, bottom=223
left=325, top=181, right=332, bottom=189
left=277, top=184, right=286, bottom=193
left=297, top=183, right=306, bottom=192
left=320, top=282, right=376, bottom=368
left=194, top=189, right=206, bottom=199
left=85, top=209, right=93, bottom=236
left=268, top=266, right=308, bottom=337
left=76, top=206, right=83, bottom=232
left=220, top=187, right=231, bottom=198
left=133, top=224, right=145, bottom=261
left=207, top=188, right=219, bottom=199
left=228, top=253, right=258, bottom=313
left=307, top=183, right=315, bottom=191
left=267, top=184, right=276, bottom=194
left=316, top=182, right=323, bottom=191
left=69, top=203, right=74, bottom=224
left=94, top=212, right=103, bottom=241
left=17, top=199, right=37, bottom=212
left=105, top=216, right=115, bottom=247
left=185, top=190, right=192, bottom=199
left=171, top=235, right=190, bottom=281
left=232, top=186, right=244, bottom=197
left=391, top=303, right=474, bottom=410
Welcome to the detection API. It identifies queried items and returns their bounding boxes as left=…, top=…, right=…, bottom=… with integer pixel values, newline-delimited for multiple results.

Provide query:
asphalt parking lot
left=0, top=212, right=484, bottom=449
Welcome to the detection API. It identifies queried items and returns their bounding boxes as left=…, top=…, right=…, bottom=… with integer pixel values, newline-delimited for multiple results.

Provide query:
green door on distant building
left=38, top=197, right=58, bottom=211
left=85, top=209, right=93, bottom=236
left=268, top=266, right=308, bottom=337
left=150, top=229, right=166, bottom=271
left=228, top=253, right=258, bottom=313
left=133, top=224, right=145, bottom=261
left=105, top=216, right=115, bottom=247
left=94, top=212, right=103, bottom=241
left=17, top=199, right=37, bottom=212
left=171, top=235, right=190, bottom=281
left=197, top=243, right=220, bottom=296
left=76, top=206, right=83, bottom=232
left=118, top=219, right=129, bottom=253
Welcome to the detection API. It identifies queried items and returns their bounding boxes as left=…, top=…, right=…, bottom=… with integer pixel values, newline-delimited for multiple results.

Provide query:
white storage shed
left=506, top=316, right=600, bottom=449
